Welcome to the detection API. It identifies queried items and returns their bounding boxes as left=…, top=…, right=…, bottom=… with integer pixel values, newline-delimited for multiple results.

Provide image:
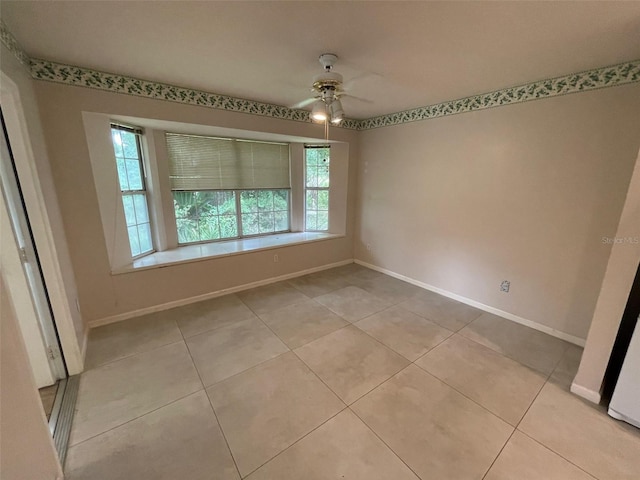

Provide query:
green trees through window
left=173, top=189, right=290, bottom=244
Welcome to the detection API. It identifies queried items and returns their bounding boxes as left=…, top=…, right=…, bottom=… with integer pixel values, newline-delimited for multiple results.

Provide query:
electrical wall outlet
left=366, top=243, right=372, bottom=251
left=500, top=280, right=510, bottom=293
left=273, top=254, right=279, bottom=263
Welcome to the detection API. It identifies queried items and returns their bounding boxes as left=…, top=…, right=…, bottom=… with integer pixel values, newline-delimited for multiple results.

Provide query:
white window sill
left=112, top=232, right=343, bottom=274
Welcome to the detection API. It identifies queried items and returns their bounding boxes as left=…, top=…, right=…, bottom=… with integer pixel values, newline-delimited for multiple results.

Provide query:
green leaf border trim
left=2, top=20, right=638, bottom=131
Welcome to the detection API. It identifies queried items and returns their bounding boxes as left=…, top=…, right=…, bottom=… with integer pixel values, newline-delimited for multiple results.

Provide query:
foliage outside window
left=173, top=189, right=290, bottom=244
left=110, top=125, right=153, bottom=257
left=305, top=146, right=330, bottom=231
left=166, top=133, right=291, bottom=245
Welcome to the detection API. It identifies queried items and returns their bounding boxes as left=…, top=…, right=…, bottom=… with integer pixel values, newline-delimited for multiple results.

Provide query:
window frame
left=110, top=123, right=155, bottom=259
left=304, top=145, right=330, bottom=233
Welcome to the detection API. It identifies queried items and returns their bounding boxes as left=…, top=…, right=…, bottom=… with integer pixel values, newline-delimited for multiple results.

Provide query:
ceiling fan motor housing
left=313, top=53, right=343, bottom=96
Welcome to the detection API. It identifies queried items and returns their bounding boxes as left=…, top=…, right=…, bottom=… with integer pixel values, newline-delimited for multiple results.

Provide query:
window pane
left=176, top=217, right=198, bottom=244
left=198, top=216, right=220, bottom=241
left=306, top=167, right=318, bottom=188
left=317, top=162, right=330, bottom=187
left=274, top=211, right=288, bottom=231
left=306, top=211, right=317, bottom=231
left=121, top=131, right=139, bottom=158
left=242, top=213, right=259, bottom=235
left=316, top=211, right=329, bottom=230
left=306, top=190, right=318, bottom=210
left=258, top=212, right=275, bottom=234
left=274, top=190, right=289, bottom=210
left=111, top=130, right=124, bottom=157
left=240, top=190, right=258, bottom=213
left=197, top=191, right=219, bottom=217
left=216, top=191, right=236, bottom=215
left=173, top=191, right=195, bottom=218
left=219, top=214, right=238, bottom=238
left=116, top=157, right=129, bottom=190
left=257, top=190, right=273, bottom=212
left=137, top=223, right=153, bottom=253
left=133, top=194, right=149, bottom=223
left=317, top=190, right=329, bottom=211
left=122, top=196, right=136, bottom=226
left=127, top=225, right=141, bottom=257
left=126, top=158, right=143, bottom=190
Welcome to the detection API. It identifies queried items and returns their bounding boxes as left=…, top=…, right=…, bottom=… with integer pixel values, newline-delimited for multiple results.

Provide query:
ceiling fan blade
left=340, top=93, right=373, bottom=104
left=289, top=97, right=317, bottom=109
left=343, top=71, right=381, bottom=91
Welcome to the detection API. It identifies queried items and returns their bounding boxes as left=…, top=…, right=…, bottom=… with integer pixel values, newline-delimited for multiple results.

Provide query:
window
left=305, top=146, right=330, bottom=231
left=166, top=133, right=291, bottom=244
left=110, top=125, right=154, bottom=257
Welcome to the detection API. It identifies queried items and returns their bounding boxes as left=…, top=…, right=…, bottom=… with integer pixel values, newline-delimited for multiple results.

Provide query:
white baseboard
left=571, top=382, right=602, bottom=404
left=354, top=259, right=586, bottom=347
left=89, top=259, right=354, bottom=328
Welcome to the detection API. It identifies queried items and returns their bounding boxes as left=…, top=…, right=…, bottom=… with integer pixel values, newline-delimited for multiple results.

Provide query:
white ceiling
left=2, top=1, right=640, bottom=119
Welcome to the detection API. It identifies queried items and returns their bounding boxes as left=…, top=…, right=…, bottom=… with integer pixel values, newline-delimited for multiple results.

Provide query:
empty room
left=1, top=1, right=640, bottom=479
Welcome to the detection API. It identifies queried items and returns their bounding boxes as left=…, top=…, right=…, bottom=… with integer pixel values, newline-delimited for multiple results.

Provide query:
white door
left=0, top=108, right=66, bottom=387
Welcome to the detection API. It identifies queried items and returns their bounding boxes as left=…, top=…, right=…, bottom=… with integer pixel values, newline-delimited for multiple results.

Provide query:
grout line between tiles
left=67, top=388, right=205, bottom=449
left=478, top=348, right=563, bottom=480
left=181, top=324, right=243, bottom=479
left=81, top=338, right=184, bottom=374
left=239, top=406, right=349, bottom=479
left=515, top=430, right=601, bottom=480
left=347, top=403, right=423, bottom=480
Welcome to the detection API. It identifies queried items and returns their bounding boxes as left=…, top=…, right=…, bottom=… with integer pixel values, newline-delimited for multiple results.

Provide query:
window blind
left=166, top=133, right=290, bottom=190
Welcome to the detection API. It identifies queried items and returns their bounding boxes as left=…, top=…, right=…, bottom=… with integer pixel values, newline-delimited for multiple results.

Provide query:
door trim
left=1, top=72, right=85, bottom=374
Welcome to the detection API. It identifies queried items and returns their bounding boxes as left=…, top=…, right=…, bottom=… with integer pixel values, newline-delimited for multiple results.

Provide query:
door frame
left=1, top=72, right=84, bottom=374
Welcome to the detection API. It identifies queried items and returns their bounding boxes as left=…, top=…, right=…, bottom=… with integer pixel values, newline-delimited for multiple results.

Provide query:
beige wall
left=355, top=84, right=640, bottom=340
left=33, top=81, right=358, bottom=323
left=0, top=276, right=62, bottom=480
left=0, top=45, right=86, bottom=372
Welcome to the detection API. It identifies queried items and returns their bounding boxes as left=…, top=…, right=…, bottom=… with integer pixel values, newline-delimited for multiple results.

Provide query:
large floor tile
left=548, top=344, right=583, bottom=390
left=315, top=286, right=391, bottom=322
left=295, top=326, right=409, bottom=404
left=259, top=299, right=348, bottom=349
left=355, top=305, right=452, bottom=361
left=459, top=313, right=569, bottom=374
left=247, top=409, right=419, bottom=480
left=484, top=430, right=595, bottom=480
left=70, top=341, right=202, bottom=445
left=519, top=382, right=640, bottom=480
left=352, top=365, right=513, bottom=480
left=237, top=282, right=309, bottom=315
left=207, top=352, right=344, bottom=477
left=65, top=392, right=239, bottom=480
left=350, top=275, right=422, bottom=304
left=85, top=311, right=182, bottom=369
left=416, top=334, right=546, bottom=425
left=400, top=290, right=483, bottom=331
left=287, top=270, right=351, bottom=298
left=176, top=294, right=256, bottom=338
left=187, top=317, right=288, bottom=387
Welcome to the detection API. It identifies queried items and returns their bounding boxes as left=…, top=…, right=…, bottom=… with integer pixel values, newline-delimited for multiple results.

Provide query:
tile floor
left=65, top=264, right=640, bottom=480
left=39, top=382, right=59, bottom=420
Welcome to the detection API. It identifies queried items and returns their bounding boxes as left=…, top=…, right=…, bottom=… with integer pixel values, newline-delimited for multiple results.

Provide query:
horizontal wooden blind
left=166, top=133, right=290, bottom=190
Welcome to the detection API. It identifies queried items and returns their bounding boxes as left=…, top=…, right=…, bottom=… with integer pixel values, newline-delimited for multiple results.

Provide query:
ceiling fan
left=291, top=53, right=365, bottom=124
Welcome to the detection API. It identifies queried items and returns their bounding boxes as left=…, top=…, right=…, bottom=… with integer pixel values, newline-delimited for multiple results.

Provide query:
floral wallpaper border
left=359, top=61, right=640, bottom=130
left=2, top=20, right=638, bottom=131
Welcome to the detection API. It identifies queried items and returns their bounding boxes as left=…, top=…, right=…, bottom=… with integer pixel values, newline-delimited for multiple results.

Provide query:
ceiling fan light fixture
left=311, top=101, right=328, bottom=122
left=330, top=99, right=344, bottom=124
